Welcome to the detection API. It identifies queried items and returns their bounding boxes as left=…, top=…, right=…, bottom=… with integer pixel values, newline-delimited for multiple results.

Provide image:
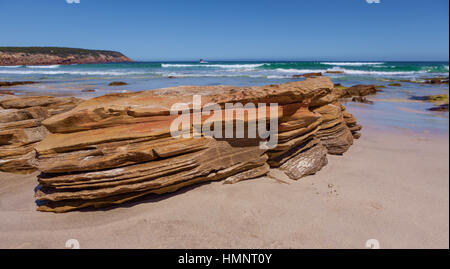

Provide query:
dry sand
left=0, top=127, right=448, bottom=249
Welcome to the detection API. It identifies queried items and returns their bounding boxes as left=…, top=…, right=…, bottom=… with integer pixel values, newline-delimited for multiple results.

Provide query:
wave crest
left=321, top=62, right=384, bottom=66
left=26, top=65, right=61, bottom=69
left=161, top=63, right=265, bottom=69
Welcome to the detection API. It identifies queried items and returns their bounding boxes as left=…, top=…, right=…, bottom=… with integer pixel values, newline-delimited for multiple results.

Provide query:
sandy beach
left=1, top=0, right=449, bottom=256
left=0, top=124, right=448, bottom=249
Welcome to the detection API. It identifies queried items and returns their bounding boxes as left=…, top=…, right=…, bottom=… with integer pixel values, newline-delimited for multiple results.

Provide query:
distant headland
left=0, top=47, right=133, bottom=66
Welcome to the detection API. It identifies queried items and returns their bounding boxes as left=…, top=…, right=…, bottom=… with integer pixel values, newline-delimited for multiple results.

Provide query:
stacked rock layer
left=33, top=77, right=361, bottom=212
left=0, top=96, right=81, bottom=173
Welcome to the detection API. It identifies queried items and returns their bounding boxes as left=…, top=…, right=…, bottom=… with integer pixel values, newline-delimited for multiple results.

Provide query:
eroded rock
left=33, top=77, right=361, bottom=212
left=352, top=96, right=374, bottom=104
left=0, top=96, right=82, bottom=173
left=293, top=72, right=322, bottom=79
left=279, top=143, right=328, bottom=180
left=108, top=81, right=128, bottom=86
left=428, top=104, right=449, bottom=112
left=312, top=103, right=355, bottom=154
left=339, top=84, right=379, bottom=98
left=0, top=81, right=37, bottom=87
left=342, top=105, right=362, bottom=139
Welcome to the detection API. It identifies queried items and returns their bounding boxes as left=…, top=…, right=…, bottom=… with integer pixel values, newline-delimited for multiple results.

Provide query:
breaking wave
left=26, top=65, right=61, bottom=69
left=273, top=67, right=429, bottom=76
left=0, top=65, right=22, bottom=68
left=161, top=63, right=266, bottom=69
left=0, top=61, right=447, bottom=81
left=0, top=70, right=148, bottom=76
left=321, top=62, right=385, bottom=66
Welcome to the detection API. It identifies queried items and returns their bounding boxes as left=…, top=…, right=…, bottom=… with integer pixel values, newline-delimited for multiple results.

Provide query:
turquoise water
left=0, top=61, right=448, bottom=133
left=0, top=61, right=448, bottom=81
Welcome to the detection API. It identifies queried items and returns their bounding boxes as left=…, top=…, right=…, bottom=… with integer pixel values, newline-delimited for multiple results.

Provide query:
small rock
left=388, top=83, right=401, bottom=87
left=108, top=81, right=128, bottom=86
left=0, top=81, right=36, bottom=87
left=352, top=96, right=374, bottom=104
left=303, top=72, right=322, bottom=78
left=424, top=77, right=449, bottom=84
left=293, top=72, right=322, bottom=79
left=428, top=104, right=449, bottom=112
left=340, top=84, right=378, bottom=98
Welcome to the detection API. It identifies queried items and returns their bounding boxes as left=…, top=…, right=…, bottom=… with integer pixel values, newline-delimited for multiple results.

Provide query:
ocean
left=0, top=61, right=448, bottom=133
left=0, top=61, right=448, bottom=80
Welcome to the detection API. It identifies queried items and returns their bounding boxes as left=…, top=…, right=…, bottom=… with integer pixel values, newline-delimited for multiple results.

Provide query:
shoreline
left=0, top=77, right=448, bottom=248
left=344, top=101, right=449, bottom=135
left=0, top=125, right=448, bottom=248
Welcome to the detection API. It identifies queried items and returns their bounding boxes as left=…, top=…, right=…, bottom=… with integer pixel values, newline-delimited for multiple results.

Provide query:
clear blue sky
left=0, top=0, right=448, bottom=61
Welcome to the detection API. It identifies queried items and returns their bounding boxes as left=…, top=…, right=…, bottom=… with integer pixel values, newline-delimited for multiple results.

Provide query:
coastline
left=0, top=125, right=448, bottom=249
left=1, top=0, right=448, bottom=255
left=0, top=47, right=133, bottom=66
left=0, top=74, right=448, bottom=248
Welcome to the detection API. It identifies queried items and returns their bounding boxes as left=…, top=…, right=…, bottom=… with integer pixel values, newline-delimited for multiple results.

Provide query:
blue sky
left=0, top=0, right=448, bottom=61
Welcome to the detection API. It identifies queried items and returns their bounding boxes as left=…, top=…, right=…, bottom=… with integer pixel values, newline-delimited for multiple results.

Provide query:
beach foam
left=161, top=63, right=266, bottom=69
left=0, top=70, right=148, bottom=76
left=0, top=65, right=22, bottom=68
left=0, top=61, right=447, bottom=83
left=321, top=62, right=385, bottom=66
left=26, top=65, right=61, bottom=69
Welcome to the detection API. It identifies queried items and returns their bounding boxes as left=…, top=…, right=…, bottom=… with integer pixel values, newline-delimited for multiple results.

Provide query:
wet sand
left=0, top=126, right=448, bottom=249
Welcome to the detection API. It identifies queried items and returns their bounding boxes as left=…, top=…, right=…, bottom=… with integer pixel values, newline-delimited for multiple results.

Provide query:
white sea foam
left=159, top=67, right=430, bottom=77
left=321, top=62, right=384, bottom=66
left=161, top=63, right=265, bottom=69
left=155, top=71, right=265, bottom=78
left=26, top=65, right=61, bottom=69
left=274, top=68, right=327, bottom=73
left=273, top=67, right=427, bottom=76
left=326, top=66, right=430, bottom=75
left=336, top=69, right=426, bottom=76
left=266, top=75, right=291, bottom=79
left=0, top=65, right=22, bottom=68
left=0, top=65, right=439, bottom=78
left=0, top=70, right=148, bottom=76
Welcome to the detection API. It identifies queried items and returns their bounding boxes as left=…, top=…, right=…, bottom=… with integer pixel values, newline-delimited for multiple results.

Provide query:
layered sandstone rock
left=33, top=77, right=360, bottom=212
left=0, top=96, right=81, bottom=173
left=266, top=107, right=327, bottom=179
left=312, top=103, right=354, bottom=155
